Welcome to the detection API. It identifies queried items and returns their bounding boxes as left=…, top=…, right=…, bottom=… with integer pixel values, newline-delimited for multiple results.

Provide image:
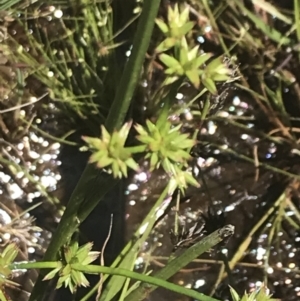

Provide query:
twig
left=174, top=189, right=180, bottom=237
left=209, top=263, right=225, bottom=296
left=0, top=92, right=48, bottom=114
left=253, top=144, right=259, bottom=182
left=96, top=214, right=114, bottom=301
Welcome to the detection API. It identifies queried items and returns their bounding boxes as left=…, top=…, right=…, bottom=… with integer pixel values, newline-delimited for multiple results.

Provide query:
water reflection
left=125, top=90, right=300, bottom=300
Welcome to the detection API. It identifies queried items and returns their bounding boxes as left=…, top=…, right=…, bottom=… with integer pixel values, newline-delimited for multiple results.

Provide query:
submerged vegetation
left=0, top=0, right=300, bottom=300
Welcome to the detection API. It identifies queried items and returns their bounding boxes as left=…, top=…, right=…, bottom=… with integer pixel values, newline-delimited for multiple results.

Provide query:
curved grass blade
left=124, top=225, right=235, bottom=301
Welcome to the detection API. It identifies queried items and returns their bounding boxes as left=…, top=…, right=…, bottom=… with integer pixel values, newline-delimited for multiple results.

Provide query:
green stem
left=157, top=79, right=182, bottom=128
left=11, top=261, right=220, bottom=301
left=11, top=262, right=60, bottom=270
left=28, top=1, right=161, bottom=300
left=0, top=290, right=8, bottom=301
left=74, top=264, right=220, bottom=301
left=96, top=185, right=169, bottom=301
left=106, top=0, right=161, bottom=132
left=295, top=0, right=300, bottom=61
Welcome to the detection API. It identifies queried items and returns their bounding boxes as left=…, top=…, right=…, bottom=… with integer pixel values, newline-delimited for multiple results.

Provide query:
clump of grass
left=1, top=0, right=300, bottom=301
